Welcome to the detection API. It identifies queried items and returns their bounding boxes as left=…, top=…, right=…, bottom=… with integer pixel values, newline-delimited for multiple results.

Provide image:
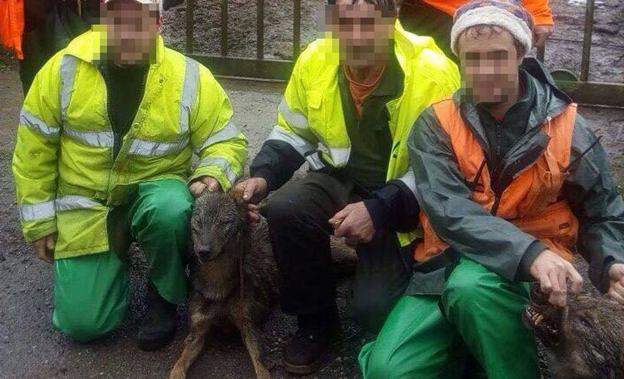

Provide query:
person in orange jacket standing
left=399, top=0, right=554, bottom=60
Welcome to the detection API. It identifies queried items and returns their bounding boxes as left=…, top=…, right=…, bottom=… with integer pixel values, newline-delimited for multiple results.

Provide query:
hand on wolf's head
left=31, top=233, right=57, bottom=263
left=608, top=263, right=624, bottom=304
left=227, top=186, right=261, bottom=223
left=189, top=176, right=221, bottom=197
left=232, top=177, right=267, bottom=223
left=530, top=249, right=583, bottom=307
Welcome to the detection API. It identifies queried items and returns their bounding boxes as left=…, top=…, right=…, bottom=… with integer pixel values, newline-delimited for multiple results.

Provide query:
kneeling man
left=12, top=0, right=246, bottom=349
left=235, top=0, right=459, bottom=374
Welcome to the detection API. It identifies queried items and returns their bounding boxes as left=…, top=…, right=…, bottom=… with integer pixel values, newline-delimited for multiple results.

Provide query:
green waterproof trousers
left=52, top=179, right=193, bottom=342
left=358, top=258, right=539, bottom=379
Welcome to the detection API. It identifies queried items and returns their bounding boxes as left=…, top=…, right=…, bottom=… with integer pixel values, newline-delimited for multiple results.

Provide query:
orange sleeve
left=522, top=0, right=554, bottom=25
left=0, top=0, right=24, bottom=59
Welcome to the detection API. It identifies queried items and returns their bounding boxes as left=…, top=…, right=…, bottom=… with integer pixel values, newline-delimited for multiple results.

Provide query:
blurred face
left=101, top=0, right=160, bottom=65
left=325, top=1, right=395, bottom=67
left=458, top=26, right=523, bottom=105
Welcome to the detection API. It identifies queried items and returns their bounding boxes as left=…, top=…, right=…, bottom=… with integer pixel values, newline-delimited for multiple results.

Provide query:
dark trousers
left=264, top=172, right=412, bottom=332
left=399, top=1, right=456, bottom=62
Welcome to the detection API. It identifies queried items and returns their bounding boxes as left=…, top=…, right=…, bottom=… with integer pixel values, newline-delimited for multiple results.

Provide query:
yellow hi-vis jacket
left=12, top=30, right=247, bottom=259
left=268, top=21, right=460, bottom=246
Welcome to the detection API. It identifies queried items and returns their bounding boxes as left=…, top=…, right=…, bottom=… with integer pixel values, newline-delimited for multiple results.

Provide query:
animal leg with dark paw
left=169, top=293, right=214, bottom=379
left=235, top=310, right=272, bottom=379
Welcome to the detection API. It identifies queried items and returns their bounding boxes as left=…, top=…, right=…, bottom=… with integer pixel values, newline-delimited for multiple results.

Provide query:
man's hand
left=329, top=202, right=375, bottom=247
left=232, top=177, right=268, bottom=223
left=607, top=263, right=624, bottom=304
left=32, top=234, right=57, bottom=263
left=530, top=249, right=583, bottom=307
left=189, top=176, right=221, bottom=197
left=533, top=24, right=554, bottom=48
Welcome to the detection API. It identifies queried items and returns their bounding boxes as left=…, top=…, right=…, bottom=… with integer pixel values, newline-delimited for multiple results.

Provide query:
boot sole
left=284, top=359, right=322, bottom=375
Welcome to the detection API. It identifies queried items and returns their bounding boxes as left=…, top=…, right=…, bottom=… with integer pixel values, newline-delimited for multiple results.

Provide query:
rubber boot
left=137, top=284, right=177, bottom=351
left=283, top=305, right=341, bottom=375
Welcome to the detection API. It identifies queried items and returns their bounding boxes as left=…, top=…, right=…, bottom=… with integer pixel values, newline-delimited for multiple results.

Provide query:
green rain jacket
left=407, top=59, right=624, bottom=294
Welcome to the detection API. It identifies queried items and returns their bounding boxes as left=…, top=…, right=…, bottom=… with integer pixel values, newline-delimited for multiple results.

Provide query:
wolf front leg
left=234, top=308, right=271, bottom=379
left=169, top=292, right=214, bottom=379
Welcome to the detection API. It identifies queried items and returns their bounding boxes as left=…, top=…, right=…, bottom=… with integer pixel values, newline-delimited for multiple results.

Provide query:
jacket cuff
left=251, top=167, right=278, bottom=192
left=362, top=198, right=388, bottom=232
left=516, top=240, right=547, bottom=282
left=23, top=222, right=57, bottom=243
left=371, top=180, right=420, bottom=232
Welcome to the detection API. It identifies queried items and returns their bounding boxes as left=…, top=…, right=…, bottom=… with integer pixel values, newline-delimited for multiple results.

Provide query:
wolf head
left=524, top=284, right=624, bottom=378
left=190, top=190, right=249, bottom=264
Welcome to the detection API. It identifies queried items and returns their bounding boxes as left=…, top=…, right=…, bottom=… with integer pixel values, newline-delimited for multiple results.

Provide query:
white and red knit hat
left=450, top=0, right=535, bottom=57
left=102, top=0, right=163, bottom=13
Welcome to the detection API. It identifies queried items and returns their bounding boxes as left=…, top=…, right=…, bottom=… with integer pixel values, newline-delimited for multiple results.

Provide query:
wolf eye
left=191, top=222, right=201, bottom=233
left=578, top=316, right=592, bottom=328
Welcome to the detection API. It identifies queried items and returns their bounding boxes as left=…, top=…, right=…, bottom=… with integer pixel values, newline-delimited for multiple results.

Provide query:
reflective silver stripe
left=55, top=195, right=103, bottom=212
left=266, top=126, right=325, bottom=170
left=62, top=125, right=114, bottom=148
left=317, top=143, right=350, bottom=168
left=397, top=169, right=417, bottom=196
left=19, top=201, right=56, bottom=222
left=267, top=127, right=315, bottom=155
left=180, top=58, right=200, bottom=134
left=19, top=110, right=60, bottom=138
left=278, top=97, right=308, bottom=130
left=128, top=136, right=189, bottom=157
left=329, top=147, right=350, bottom=166
left=197, top=156, right=239, bottom=184
left=303, top=152, right=325, bottom=171
left=196, top=121, right=241, bottom=152
left=60, top=55, right=77, bottom=121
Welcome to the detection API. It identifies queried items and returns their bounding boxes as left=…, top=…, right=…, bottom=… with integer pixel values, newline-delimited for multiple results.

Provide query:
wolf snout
left=195, top=246, right=213, bottom=262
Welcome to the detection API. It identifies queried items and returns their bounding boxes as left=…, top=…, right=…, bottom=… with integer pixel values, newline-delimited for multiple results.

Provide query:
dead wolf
left=169, top=190, right=356, bottom=379
left=524, top=284, right=624, bottom=379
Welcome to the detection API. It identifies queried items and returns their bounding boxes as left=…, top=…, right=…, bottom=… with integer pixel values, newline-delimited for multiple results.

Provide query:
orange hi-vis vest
left=415, top=99, right=580, bottom=263
left=0, top=0, right=24, bottom=59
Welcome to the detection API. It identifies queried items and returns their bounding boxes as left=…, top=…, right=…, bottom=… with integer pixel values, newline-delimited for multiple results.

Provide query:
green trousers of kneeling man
left=359, top=258, right=539, bottom=379
left=52, top=179, right=193, bottom=342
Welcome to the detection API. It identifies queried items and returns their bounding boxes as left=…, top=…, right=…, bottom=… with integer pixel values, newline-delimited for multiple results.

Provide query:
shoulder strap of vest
left=431, top=99, right=460, bottom=134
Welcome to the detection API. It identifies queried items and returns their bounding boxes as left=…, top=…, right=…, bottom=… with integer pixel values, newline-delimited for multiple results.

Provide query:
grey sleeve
left=564, top=115, right=624, bottom=292
left=408, top=107, right=544, bottom=282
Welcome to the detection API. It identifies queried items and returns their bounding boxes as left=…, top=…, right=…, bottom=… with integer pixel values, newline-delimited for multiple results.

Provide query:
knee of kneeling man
left=147, top=198, right=192, bottom=230
left=265, top=196, right=302, bottom=224
left=444, top=275, right=488, bottom=309
left=54, top=311, right=116, bottom=342
left=362, top=350, right=404, bottom=379
left=352, top=297, right=390, bottom=333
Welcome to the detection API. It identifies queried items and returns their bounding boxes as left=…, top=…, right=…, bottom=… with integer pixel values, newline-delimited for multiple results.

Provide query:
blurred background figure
left=0, top=0, right=182, bottom=94
left=399, top=0, right=555, bottom=61
left=1, top=0, right=95, bottom=93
